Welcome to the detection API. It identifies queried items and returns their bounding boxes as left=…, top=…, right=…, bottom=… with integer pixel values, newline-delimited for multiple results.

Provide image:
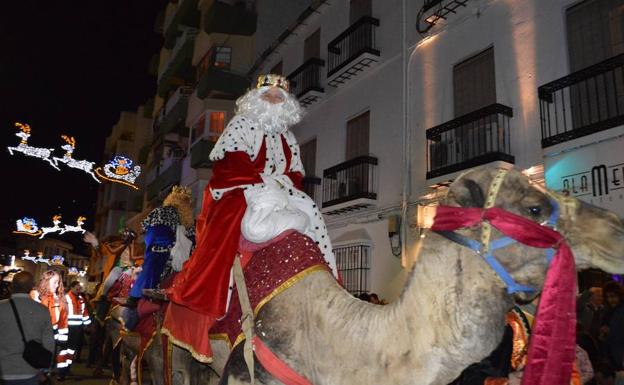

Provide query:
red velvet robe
left=170, top=136, right=302, bottom=317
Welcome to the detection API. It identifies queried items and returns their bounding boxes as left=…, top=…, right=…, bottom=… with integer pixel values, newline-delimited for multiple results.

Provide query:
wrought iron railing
left=538, top=53, right=624, bottom=147
left=426, top=103, right=514, bottom=179
left=322, top=156, right=378, bottom=208
left=288, top=58, right=325, bottom=98
left=334, top=244, right=370, bottom=295
left=327, top=16, right=380, bottom=77
left=302, top=176, right=322, bottom=208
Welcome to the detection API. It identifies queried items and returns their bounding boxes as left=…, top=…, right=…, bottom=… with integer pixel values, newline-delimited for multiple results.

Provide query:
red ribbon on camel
left=431, top=205, right=577, bottom=385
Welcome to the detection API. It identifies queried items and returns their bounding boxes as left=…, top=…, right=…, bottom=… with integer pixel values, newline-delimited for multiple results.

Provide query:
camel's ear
left=448, top=177, right=486, bottom=208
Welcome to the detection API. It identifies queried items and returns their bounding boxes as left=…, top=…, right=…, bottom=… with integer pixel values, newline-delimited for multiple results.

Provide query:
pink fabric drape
left=432, top=206, right=577, bottom=385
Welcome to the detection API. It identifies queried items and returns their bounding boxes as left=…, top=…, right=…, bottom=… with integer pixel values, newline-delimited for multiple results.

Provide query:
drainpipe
left=400, top=0, right=411, bottom=264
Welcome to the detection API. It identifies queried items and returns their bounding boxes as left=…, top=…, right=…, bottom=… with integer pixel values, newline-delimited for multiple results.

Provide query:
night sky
left=0, top=1, right=167, bottom=251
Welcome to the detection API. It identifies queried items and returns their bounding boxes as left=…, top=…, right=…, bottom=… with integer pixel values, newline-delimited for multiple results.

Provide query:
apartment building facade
left=408, top=0, right=624, bottom=288
left=251, top=0, right=421, bottom=301
left=138, top=0, right=257, bottom=223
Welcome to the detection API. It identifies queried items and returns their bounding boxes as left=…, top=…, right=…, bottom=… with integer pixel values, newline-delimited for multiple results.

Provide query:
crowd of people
left=0, top=271, right=92, bottom=385
left=448, top=280, right=624, bottom=385
left=576, top=282, right=624, bottom=384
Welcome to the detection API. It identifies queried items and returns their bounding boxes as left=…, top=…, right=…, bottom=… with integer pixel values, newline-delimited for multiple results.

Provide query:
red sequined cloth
left=211, top=231, right=331, bottom=347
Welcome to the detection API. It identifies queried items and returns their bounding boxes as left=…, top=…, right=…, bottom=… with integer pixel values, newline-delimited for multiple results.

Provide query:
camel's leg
left=217, top=344, right=271, bottom=385
left=142, top=337, right=164, bottom=385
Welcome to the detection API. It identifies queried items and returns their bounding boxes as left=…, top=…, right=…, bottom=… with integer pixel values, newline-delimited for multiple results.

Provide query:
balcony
left=426, top=103, right=514, bottom=179
left=203, top=1, right=257, bottom=36
left=321, top=156, right=378, bottom=215
left=288, top=58, right=325, bottom=107
left=196, top=46, right=250, bottom=99
left=302, top=176, right=322, bottom=208
left=158, top=29, right=198, bottom=97
left=538, top=53, right=624, bottom=148
left=327, top=16, right=380, bottom=88
left=147, top=161, right=182, bottom=201
left=156, top=87, right=192, bottom=136
left=417, top=0, right=469, bottom=34
left=190, top=139, right=215, bottom=169
left=163, top=0, right=200, bottom=49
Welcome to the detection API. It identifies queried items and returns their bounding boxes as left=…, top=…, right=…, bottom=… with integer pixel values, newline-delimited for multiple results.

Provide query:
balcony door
left=350, top=0, right=372, bottom=24
left=301, top=138, right=317, bottom=176
left=343, top=111, right=370, bottom=198
left=447, top=47, right=497, bottom=166
left=567, top=0, right=624, bottom=130
left=304, top=29, right=321, bottom=61
left=300, top=138, right=319, bottom=201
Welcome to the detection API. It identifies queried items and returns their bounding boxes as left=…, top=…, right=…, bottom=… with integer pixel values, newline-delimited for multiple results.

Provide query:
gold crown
left=171, top=185, right=192, bottom=197
left=256, top=74, right=290, bottom=92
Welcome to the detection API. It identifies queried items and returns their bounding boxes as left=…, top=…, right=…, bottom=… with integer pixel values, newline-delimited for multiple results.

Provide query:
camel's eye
left=528, top=206, right=542, bottom=216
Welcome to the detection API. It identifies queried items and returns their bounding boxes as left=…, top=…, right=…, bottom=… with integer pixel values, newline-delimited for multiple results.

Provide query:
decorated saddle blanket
left=143, top=231, right=331, bottom=363
left=209, top=231, right=331, bottom=348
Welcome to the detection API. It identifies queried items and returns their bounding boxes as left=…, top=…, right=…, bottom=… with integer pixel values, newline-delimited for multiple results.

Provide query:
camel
left=206, top=167, right=624, bottom=385
left=108, top=305, right=216, bottom=385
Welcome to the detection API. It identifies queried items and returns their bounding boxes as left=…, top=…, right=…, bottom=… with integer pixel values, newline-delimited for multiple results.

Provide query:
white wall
left=252, top=0, right=417, bottom=301
left=408, top=0, right=579, bottom=197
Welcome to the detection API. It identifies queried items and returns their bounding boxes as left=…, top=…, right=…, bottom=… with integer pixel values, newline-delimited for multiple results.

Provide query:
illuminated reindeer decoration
left=35, top=251, right=51, bottom=266
left=7, top=122, right=60, bottom=170
left=53, top=135, right=100, bottom=182
left=21, top=249, right=37, bottom=263
left=39, top=215, right=63, bottom=239
left=60, top=216, right=87, bottom=234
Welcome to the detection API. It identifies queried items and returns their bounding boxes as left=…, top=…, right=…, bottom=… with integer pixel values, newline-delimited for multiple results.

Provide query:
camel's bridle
left=435, top=169, right=561, bottom=294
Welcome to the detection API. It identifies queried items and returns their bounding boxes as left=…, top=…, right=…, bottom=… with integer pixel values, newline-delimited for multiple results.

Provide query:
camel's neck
left=283, top=232, right=512, bottom=385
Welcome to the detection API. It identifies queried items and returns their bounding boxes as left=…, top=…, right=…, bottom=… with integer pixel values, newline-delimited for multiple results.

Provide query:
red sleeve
left=285, top=171, right=304, bottom=190
left=209, top=151, right=263, bottom=190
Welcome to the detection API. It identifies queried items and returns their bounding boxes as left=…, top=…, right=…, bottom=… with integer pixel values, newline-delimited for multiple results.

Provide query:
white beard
left=235, top=87, right=304, bottom=134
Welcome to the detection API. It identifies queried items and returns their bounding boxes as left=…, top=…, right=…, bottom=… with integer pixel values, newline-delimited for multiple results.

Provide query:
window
left=197, top=46, right=232, bottom=79
left=453, top=47, right=496, bottom=117
left=214, top=47, right=232, bottom=69
left=300, top=139, right=317, bottom=176
left=567, top=0, right=624, bottom=71
left=304, top=29, right=321, bottom=61
left=566, top=0, right=624, bottom=129
left=451, top=47, right=498, bottom=161
left=191, top=111, right=226, bottom=144
left=334, top=243, right=371, bottom=295
left=271, top=60, right=283, bottom=75
left=349, top=0, right=372, bottom=24
left=346, top=111, right=370, bottom=160
left=209, top=112, right=226, bottom=141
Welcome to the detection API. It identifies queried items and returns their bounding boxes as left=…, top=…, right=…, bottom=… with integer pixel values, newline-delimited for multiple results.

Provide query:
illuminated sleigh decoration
left=14, top=217, right=43, bottom=237
left=95, top=155, right=141, bottom=190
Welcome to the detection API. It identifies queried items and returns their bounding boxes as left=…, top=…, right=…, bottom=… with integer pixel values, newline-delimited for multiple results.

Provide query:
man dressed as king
left=163, top=74, right=338, bottom=361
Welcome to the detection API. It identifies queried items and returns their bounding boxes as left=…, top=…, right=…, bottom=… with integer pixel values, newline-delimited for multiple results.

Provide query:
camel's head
left=443, top=167, right=624, bottom=301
